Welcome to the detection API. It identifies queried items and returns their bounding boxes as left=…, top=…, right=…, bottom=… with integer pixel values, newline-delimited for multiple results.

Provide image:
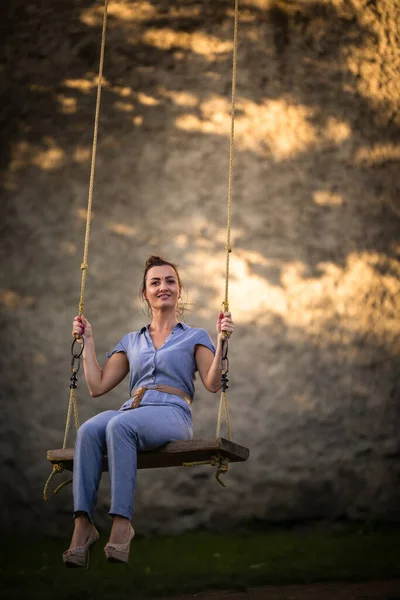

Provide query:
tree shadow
left=1, top=0, right=400, bottom=531
left=1, top=0, right=399, bottom=276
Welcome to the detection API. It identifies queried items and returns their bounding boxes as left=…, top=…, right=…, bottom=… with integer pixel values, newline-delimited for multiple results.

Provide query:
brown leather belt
left=130, top=385, right=192, bottom=409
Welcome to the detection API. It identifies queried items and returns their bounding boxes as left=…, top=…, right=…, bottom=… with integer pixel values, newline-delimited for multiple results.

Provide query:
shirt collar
left=140, top=322, right=189, bottom=334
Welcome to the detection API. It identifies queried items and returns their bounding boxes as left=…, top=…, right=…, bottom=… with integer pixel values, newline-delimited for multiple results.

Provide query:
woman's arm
left=73, top=315, right=129, bottom=397
left=195, top=341, right=224, bottom=393
left=195, top=311, right=234, bottom=393
left=82, top=337, right=129, bottom=397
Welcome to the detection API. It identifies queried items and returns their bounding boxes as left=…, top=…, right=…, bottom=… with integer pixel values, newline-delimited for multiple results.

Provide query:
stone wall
left=1, top=0, right=400, bottom=536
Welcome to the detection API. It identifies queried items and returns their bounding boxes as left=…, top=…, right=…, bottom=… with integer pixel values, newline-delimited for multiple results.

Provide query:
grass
left=1, top=523, right=400, bottom=600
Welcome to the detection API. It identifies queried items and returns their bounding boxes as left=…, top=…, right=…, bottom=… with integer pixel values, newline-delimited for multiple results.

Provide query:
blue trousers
left=73, top=398, right=193, bottom=521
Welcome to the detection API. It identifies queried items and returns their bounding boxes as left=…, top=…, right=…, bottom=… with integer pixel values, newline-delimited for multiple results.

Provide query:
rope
left=78, top=0, right=109, bottom=317
left=216, top=0, right=239, bottom=443
left=216, top=391, right=232, bottom=440
left=62, top=387, right=80, bottom=450
left=223, top=0, right=239, bottom=310
left=43, top=0, right=109, bottom=501
left=184, top=0, right=239, bottom=486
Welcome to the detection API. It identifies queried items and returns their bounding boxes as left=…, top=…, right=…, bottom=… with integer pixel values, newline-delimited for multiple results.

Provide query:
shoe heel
left=62, top=526, right=99, bottom=569
left=104, top=525, right=135, bottom=564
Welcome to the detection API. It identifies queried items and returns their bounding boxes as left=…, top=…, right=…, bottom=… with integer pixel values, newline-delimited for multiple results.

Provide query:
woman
left=62, top=255, right=234, bottom=567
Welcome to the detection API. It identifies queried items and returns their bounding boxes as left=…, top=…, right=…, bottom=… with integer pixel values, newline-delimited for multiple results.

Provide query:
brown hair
left=140, top=255, right=183, bottom=301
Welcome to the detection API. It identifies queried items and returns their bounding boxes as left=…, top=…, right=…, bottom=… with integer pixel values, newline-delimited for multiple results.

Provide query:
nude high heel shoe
left=104, top=524, right=135, bottom=564
left=62, top=526, right=99, bottom=569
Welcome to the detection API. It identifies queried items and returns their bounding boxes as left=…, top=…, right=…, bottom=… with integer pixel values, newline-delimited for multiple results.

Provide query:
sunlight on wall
left=56, top=94, right=77, bottom=115
left=114, top=101, right=135, bottom=112
left=142, top=29, right=233, bottom=60
left=137, top=92, right=160, bottom=106
left=32, top=145, right=64, bottom=171
left=176, top=97, right=350, bottom=160
left=81, top=0, right=156, bottom=26
left=182, top=241, right=400, bottom=349
left=323, top=117, right=351, bottom=144
left=313, top=191, right=343, bottom=206
left=159, top=89, right=198, bottom=108
left=354, top=143, right=400, bottom=166
left=7, top=138, right=65, bottom=178
left=73, top=147, right=91, bottom=163
left=241, top=0, right=270, bottom=8
left=344, top=2, right=400, bottom=127
left=64, top=76, right=111, bottom=94
left=185, top=248, right=286, bottom=320
left=0, top=290, right=36, bottom=310
left=108, top=222, right=138, bottom=237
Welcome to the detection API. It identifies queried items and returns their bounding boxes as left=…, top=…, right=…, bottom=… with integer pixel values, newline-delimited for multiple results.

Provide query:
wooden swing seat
left=47, top=437, right=249, bottom=471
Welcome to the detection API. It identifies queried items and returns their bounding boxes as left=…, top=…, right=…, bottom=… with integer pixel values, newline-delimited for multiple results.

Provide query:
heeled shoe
left=62, top=526, right=99, bottom=569
left=104, top=524, right=135, bottom=564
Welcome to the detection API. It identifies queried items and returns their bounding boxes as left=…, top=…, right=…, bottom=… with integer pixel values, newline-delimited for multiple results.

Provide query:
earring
left=176, top=297, right=185, bottom=316
left=141, top=297, right=152, bottom=319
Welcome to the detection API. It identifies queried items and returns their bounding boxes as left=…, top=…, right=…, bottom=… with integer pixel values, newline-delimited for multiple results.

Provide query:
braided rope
left=65, top=0, right=108, bottom=440
left=62, top=387, right=80, bottom=450
left=184, top=1, right=239, bottom=484
left=43, top=463, right=64, bottom=502
left=216, top=0, right=239, bottom=443
left=223, top=0, right=239, bottom=308
left=184, top=2, right=239, bottom=486
left=43, top=0, right=109, bottom=501
left=216, top=390, right=232, bottom=440
left=78, top=0, right=108, bottom=317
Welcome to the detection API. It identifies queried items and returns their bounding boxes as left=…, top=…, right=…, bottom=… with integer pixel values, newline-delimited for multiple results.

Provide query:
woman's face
left=144, top=265, right=181, bottom=312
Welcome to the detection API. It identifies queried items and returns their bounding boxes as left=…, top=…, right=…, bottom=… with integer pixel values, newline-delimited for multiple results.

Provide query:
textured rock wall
left=1, top=0, right=400, bottom=536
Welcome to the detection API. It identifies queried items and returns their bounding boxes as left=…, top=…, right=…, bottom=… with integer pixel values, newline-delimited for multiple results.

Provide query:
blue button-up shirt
left=107, top=322, right=215, bottom=409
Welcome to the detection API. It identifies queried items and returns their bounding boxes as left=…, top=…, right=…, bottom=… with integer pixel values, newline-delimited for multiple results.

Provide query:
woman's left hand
left=217, top=311, right=234, bottom=341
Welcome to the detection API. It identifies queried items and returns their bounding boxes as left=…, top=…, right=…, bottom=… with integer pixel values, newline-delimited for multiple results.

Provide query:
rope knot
left=80, top=262, right=88, bottom=271
left=43, top=462, right=65, bottom=501
left=211, top=456, right=229, bottom=487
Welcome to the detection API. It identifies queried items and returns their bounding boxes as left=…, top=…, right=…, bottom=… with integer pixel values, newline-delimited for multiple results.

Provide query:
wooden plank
left=47, top=438, right=249, bottom=471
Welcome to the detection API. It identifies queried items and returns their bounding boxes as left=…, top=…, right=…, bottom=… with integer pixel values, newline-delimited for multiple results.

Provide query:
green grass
left=2, top=524, right=400, bottom=599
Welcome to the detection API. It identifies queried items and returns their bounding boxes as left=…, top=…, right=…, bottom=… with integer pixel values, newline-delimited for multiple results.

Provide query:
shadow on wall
left=1, top=0, right=399, bottom=270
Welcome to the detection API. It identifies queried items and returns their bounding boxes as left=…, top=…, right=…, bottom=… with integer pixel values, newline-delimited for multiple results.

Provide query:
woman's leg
left=106, top=405, right=192, bottom=542
left=69, top=410, right=118, bottom=547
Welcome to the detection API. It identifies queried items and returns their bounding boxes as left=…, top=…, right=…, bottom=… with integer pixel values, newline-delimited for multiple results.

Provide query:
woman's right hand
left=72, top=315, right=93, bottom=345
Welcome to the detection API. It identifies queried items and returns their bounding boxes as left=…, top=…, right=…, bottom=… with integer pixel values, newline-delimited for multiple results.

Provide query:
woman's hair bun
left=145, top=255, right=165, bottom=269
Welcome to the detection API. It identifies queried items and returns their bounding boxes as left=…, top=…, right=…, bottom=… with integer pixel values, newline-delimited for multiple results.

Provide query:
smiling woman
left=58, top=254, right=239, bottom=568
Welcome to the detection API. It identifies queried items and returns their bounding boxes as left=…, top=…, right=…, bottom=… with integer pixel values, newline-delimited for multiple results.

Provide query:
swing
left=44, top=0, right=249, bottom=500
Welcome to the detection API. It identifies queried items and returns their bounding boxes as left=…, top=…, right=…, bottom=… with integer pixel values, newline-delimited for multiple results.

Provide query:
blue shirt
left=107, top=322, right=215, bottom=409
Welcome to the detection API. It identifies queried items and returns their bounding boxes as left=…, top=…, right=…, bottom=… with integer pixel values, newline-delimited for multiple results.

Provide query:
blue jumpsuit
left=73, top=322, right=215, bottom=521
